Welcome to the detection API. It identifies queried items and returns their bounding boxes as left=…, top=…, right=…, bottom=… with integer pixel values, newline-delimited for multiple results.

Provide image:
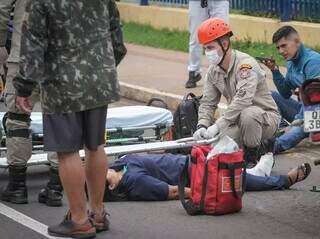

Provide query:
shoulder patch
left=239, top=64, right=252, bottom=70
left=239, top=67, right=251, bottom=79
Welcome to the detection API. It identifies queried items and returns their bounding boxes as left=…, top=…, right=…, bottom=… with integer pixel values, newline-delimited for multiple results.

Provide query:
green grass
left=122, top=21, right=320, bottom=66
left=123, top=22, right=189, bottom=52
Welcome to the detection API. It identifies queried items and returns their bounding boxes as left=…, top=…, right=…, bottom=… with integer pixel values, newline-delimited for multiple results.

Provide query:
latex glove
left=204, top=124, right=219, bottom=139
left=0, top=47, right=8, bottom=64
left=193, top=127, right=207, bottom=141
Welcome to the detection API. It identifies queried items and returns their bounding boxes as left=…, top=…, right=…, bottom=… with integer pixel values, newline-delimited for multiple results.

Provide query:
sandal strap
left=289, top=163, right=311, bottom=186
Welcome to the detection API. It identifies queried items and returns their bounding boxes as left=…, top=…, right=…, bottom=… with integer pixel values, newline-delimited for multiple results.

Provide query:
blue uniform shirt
left=272, top=44, right=320, bottom=119
left=110, top=154, right=187, bottom=201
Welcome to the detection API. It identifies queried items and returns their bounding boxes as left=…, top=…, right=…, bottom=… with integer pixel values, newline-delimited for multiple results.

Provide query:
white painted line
left=0, top=202, right=71, bottom=239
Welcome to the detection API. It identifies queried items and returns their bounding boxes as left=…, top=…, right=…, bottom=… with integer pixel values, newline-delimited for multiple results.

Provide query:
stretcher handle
left=175, top=137, right=219, bottom=145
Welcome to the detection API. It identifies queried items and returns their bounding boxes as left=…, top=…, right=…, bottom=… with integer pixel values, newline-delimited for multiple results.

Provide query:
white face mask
left=205, top=49, right=223, bottom=66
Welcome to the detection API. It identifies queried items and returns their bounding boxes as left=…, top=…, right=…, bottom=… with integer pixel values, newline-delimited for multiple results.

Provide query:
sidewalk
left=117, top=43, right=287, bottom=109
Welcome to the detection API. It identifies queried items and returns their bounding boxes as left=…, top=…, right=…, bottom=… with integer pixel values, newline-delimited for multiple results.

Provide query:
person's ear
left=109, top=184, right=116, bottom=190
left=293, top=36, right=300, bottom=45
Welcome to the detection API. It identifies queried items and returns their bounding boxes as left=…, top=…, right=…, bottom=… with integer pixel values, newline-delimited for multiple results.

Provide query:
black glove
left=201, top=0, right=208, bottom=8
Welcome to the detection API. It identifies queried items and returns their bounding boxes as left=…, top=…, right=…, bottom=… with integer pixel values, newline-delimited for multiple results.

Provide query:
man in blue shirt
left=104, top=153, right=310, bottom=201
left=262, top=26, right=320, bottom=153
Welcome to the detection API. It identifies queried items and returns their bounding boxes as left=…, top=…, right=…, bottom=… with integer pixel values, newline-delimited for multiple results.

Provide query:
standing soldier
left=14, top=0, right=121, bottom=238
left=193, top=18, right=280, bottom=166
left=0, top=0, right=62, bottom=206
left=0, top=0, right=10, bottom=95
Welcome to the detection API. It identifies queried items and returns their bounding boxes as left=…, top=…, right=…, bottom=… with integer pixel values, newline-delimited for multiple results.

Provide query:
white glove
left=204, top=124, right=219, bottom=139
left=0, top=47, right=8, bottom=64
left=193, top=127, right=207, bottom=140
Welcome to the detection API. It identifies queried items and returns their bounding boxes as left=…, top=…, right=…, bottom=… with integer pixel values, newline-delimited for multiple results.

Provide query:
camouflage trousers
left=219, top=106, right=280, bottom=148
left=4, top=62, right=58, bottom=167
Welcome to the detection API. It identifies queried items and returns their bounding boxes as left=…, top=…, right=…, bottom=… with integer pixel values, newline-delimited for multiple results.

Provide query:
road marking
left=0, top=202, right=71, bottom=239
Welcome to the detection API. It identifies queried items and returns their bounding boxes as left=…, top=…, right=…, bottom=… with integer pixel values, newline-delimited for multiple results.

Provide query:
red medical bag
left=179, top=145, right=245, bottom=215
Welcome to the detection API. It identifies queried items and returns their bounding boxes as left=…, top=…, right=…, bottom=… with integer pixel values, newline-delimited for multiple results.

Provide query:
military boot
left=38, top=167, right=63, bottom=207
left=1, top=165, right=28, bottom=204
left=244, top=146, right=261, bottom=169
left=185, top=71, right=201, bottom=88
left=261, top=137, right=276, bottom=155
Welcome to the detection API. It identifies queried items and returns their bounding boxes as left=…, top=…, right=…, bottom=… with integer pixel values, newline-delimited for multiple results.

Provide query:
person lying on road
left=103, top=153, right=311, bottom=201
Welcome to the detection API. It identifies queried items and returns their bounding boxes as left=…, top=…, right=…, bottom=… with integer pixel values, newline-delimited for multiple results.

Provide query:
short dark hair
left=272, top=26, right=299, bottom=43
left=103, top=179, right=128, bottom=202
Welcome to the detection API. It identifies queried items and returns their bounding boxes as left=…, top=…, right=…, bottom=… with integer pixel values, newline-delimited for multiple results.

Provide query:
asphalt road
left=0, top=99, right=319, bottom=239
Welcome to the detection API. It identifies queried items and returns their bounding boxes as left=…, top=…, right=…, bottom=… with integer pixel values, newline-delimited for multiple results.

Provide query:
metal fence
left=139, top=0, right=320, bottom=21
left=230, top=0, right=320, bottom=21
left=147, top=0, right=188, bottom=6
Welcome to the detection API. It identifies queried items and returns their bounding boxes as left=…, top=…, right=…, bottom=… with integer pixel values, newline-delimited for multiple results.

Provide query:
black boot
left=38, top=167, right=63, bottom=207
left=261, top=137, right=276, bottom=155
left=244, top=147, right=261, bottom=168
left=1, top=165, right=28, bottom=204
left=185, top=71, right=201, bottom=88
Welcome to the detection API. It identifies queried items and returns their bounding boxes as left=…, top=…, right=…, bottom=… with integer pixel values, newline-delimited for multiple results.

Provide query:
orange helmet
left=197, top=18, right=233, bottom=45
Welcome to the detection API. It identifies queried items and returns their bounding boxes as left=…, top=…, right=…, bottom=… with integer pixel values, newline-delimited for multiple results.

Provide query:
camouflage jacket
left=109, top=0, right=127, bottom=66
left=0, top=0, right=13, bottom=47
left=0, top=0, right=26, bottom=63
left=13, top=0, right=120, bottom=114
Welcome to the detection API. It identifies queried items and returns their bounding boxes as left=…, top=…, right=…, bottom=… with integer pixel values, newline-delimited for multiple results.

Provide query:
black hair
left=272, top=26, right=299, bottom=43
left=103, top=178, right=128, bottom=202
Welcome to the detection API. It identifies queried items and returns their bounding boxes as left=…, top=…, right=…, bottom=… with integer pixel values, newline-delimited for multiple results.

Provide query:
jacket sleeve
left=304, top=59, right=320, bottom=80
left=126, top=174, right=169, bottom=201
left=272, top=69, right=295, bottom=99
left=198, top=68, right=221, bottom=128
left=108, top=0, right=127, bottom=66
left=13, top=0, right=48, bottom=97
left=215, top=66, right=259, bottom=131
left=0, top=0, right=12, bottom=47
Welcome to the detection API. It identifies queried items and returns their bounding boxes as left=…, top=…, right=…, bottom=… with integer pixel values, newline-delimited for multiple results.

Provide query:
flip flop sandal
left=288, top=163, right=312, bottom=186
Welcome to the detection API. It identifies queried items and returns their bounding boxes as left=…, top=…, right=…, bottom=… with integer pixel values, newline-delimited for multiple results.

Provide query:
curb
left=119, top=82, right=183, bottom=110
left=119, top=81, right=227, bottom=115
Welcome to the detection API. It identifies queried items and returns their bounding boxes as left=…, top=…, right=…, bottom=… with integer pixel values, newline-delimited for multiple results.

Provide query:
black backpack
left=173, top=93, right=202, bottom=140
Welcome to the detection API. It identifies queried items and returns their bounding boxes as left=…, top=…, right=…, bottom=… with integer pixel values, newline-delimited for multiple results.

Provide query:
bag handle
left=219, top=162, right=246, bottom=199
left=183, top=92, right=197, bottom=101
left=178, top=155, right=200, bottom=215
left=146, top=97, right=168, bottom=109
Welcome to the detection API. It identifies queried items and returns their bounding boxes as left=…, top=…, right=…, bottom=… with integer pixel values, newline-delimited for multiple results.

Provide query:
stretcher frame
left=0, top=122, right=170, bottom=152
left=0, top=137, right=218, bottom=168
left=0, top=106, right=173, bottom=150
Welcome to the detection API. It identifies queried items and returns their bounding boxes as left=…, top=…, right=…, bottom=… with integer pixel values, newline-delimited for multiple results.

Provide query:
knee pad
left=5, top=112, right=31, bottom=138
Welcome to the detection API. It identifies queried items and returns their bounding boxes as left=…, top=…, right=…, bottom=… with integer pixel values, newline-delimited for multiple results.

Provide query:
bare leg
left=58, top=152, right=87, bottom=224
left=85, top=145, right=108, bottom=215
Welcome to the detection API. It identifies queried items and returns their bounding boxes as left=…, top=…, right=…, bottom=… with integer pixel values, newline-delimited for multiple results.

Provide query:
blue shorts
left=43, top=106, right=107, bottom=152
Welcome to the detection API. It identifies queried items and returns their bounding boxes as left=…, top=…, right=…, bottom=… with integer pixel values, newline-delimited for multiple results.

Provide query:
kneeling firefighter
left=193, top=18, right=280, bottom=166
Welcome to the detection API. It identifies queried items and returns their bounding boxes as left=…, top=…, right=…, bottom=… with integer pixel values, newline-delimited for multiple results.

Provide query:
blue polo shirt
left=110, top=154, right=187, bottom=201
